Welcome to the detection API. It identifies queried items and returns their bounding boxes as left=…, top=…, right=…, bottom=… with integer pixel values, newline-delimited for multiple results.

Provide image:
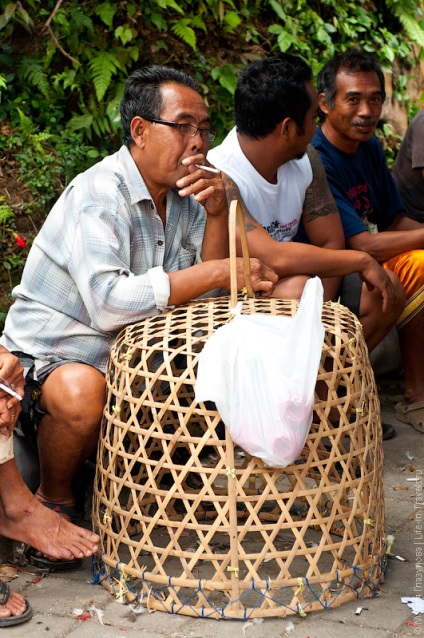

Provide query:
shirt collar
left=117, top=145, right=154, bottom=206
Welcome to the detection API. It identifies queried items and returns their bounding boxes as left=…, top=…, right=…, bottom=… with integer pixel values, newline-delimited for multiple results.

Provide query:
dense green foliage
left=0, top=0, right=423, bottom=317
left=1, top=0, right=423, bottom=144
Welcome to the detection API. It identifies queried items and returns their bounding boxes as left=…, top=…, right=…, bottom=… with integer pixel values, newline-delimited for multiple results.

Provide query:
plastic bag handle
left=229, top=200, right=254, bottom=308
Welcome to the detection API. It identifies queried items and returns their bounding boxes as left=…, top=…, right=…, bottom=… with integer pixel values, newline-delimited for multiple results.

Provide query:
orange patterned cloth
left=383, top=249, right=424, bottom=329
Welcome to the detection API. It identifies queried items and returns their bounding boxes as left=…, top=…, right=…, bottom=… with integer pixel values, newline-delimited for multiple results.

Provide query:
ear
left=318, top=93, right=330, bottom=115
left=279, top=117, right=292, bottom=138
left=130, top=116, right=146, bottom=146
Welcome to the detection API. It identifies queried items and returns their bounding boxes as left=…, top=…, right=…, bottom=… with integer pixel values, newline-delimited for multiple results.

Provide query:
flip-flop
left=25, top=548, right=82, bottom=572
left=396, top=401, right=424, bottom=433
left=0, top=579, right=33, bottom=628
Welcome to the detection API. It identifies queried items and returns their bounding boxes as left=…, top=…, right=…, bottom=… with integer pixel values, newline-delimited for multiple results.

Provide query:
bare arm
left=167, top=258, right=278, bottom=306
left=347, top=214, right=424, bottom=261
left=303, top=146, right=345, bottom=300
left=221, top=172, right=397, bottom=313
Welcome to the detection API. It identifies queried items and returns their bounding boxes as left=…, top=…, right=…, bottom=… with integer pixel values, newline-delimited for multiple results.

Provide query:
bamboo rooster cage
left=92, top=201, right=386, bottom=619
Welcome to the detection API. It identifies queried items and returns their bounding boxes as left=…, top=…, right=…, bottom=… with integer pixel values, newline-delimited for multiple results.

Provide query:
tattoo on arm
left=221, top=173, right=260, bottom=233
left=303, top=145, right=339, bottom=223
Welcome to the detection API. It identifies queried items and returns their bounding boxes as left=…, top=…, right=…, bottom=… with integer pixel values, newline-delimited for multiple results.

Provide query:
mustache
left=352, top=118, right=376, bottom=126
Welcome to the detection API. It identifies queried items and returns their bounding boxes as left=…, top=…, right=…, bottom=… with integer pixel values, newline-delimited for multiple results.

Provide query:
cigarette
left=0, top=380, right=22, bottom=401
left=195, top=163, right=221, bottom=175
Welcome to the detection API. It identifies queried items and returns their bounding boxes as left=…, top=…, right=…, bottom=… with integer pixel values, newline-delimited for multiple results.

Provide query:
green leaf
left=211, top=64, right=238, bottom=95
left=223, top=11, right=241, bottom=32
left=269, top=0, right=286, bottom=21
left=157, top=0, right=184, bottom=15
left=171, top=20, right=197, bottom=51
left=16, top=3, right=32, bottom=28
left=95, top=2, right=117, bottom=28
left=88, top=52, right=121, bottom=102
left=397, top=13, right=424, bottom=48
left=0, top=205, right=13, bottom=223
left=19, top=61, right=50, bottom=98
left=4, top=3, right=16, bottom=22
left=66, top=113, right=94, bottom=132
left=115, top=25, right=134, bottom=45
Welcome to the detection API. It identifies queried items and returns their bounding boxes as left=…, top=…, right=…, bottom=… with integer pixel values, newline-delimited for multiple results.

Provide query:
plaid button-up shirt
left=1, top=146, right=213, bottom=372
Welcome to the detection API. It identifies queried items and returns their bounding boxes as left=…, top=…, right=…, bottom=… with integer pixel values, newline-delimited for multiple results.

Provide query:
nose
left=189, top=129, right=205, bottom=153
left=358, top=99, right=372, bottom=117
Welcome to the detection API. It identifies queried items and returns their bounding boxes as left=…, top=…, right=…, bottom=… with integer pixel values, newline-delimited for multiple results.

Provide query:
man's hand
left=0, top=347, right=24, bottom=417
left=176, top=154, right=227, bottom=217
left=233, top=257, right=279, bottom=297
left=359, top=259, right=403, bottom=314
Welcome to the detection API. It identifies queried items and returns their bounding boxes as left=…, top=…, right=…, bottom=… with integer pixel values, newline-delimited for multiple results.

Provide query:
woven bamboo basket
left=93, top=201, right=386, bottom=619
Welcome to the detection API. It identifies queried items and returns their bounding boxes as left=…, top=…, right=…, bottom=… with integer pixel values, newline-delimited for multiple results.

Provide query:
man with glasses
left=0, top=65, right=277, bottom=569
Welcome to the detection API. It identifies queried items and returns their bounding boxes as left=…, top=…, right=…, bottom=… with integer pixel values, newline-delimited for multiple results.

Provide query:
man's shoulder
left=208, top=128, right=238, bottom=165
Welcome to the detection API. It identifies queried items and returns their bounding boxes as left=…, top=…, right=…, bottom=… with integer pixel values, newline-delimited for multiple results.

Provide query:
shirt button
left=157, top=240, right=163, bottom=246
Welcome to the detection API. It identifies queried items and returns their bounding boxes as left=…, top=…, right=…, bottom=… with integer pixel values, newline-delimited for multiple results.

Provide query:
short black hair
left=120, top=65, right=202, bottom=148
left=235, top=53, right=313, bottom=139
left=317, top=48, right=386, bottom=112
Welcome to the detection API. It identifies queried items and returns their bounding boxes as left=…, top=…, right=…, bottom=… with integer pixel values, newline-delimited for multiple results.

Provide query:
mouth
left=353, top=120, right=375, bottom=133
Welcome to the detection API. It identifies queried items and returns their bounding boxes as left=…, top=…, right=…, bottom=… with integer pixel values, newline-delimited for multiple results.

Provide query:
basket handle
left=229, top=199, right=254, bottom=308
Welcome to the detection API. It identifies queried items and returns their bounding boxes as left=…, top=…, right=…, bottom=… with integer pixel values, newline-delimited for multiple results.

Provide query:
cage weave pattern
left=93, top=294, right=386, bottom=619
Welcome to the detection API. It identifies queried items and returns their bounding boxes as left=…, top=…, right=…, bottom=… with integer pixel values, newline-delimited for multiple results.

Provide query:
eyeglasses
left=143, top=117, right=217, bottom=141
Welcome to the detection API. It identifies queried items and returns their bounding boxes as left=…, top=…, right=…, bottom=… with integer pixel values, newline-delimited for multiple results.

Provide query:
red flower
left=13, top=233, right=26, bottom=248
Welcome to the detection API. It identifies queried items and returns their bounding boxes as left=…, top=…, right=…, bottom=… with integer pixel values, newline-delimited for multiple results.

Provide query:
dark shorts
left=12, top=352, right=87, bottom=440
left=337, top=273, right=363, bottom=319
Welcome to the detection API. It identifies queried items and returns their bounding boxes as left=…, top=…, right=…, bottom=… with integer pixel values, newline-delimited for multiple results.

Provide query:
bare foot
left=0, top=468, right=99, bottom=561
left=0, top=584, right=27, bottom=620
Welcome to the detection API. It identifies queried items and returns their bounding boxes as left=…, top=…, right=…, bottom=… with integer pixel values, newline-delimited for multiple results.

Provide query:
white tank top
left=208, top=127, right=312, bottom=242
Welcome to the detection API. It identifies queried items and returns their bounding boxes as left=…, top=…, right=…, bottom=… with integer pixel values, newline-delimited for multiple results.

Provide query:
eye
left=370, top=96, right=383, bottom=104
left=179, top=123, right=194, bottom=135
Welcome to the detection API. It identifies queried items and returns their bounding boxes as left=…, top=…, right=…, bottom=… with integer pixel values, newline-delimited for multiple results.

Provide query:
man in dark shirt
left=393, top=109, right=424, bottom=224
left=312, top=48, right=424, bottom=433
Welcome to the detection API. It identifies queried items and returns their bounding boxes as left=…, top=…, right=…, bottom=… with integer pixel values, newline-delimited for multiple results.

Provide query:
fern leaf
left=0, top=205, right=13, bottom=224
left=171, top=20, right=197, bottom=51
left=396, top=13, right=424, bottom=48
left=157, top=0, right=184, bottom=15
left=17, top=108, right=36, bottom=137
left=18, top=60, right=49, bottom=98
left=88, top=52, right=121, bottom=102
left=66, top=113, right=94, bottom=133
left=189, top=16, right=207, bottom=33
left=70, top=7, right=94, bottom=33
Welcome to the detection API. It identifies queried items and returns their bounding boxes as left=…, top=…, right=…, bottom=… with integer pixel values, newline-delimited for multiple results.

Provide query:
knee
left=272, top=275, right=310, bottom=300
left=40, top=364, right=106, bottom=431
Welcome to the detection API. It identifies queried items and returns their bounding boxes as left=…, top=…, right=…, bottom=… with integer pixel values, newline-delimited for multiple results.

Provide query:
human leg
left=357, top=270, right=405, bottom=352
left=382, top=250, right=424, bottom=427
left=0, top=454, right=99, bottom=560
left=36, top=362, right=106, bottom=508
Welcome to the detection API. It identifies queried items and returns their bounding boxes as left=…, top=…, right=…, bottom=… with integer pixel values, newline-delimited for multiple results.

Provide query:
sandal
left=396, top=401, right=424, bottom=433
left=0, top=579, right=33, bottom=628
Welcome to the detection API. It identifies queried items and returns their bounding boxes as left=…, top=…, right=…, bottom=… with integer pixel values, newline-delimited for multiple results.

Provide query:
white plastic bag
left=195, top=276, right=325, bottom=467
